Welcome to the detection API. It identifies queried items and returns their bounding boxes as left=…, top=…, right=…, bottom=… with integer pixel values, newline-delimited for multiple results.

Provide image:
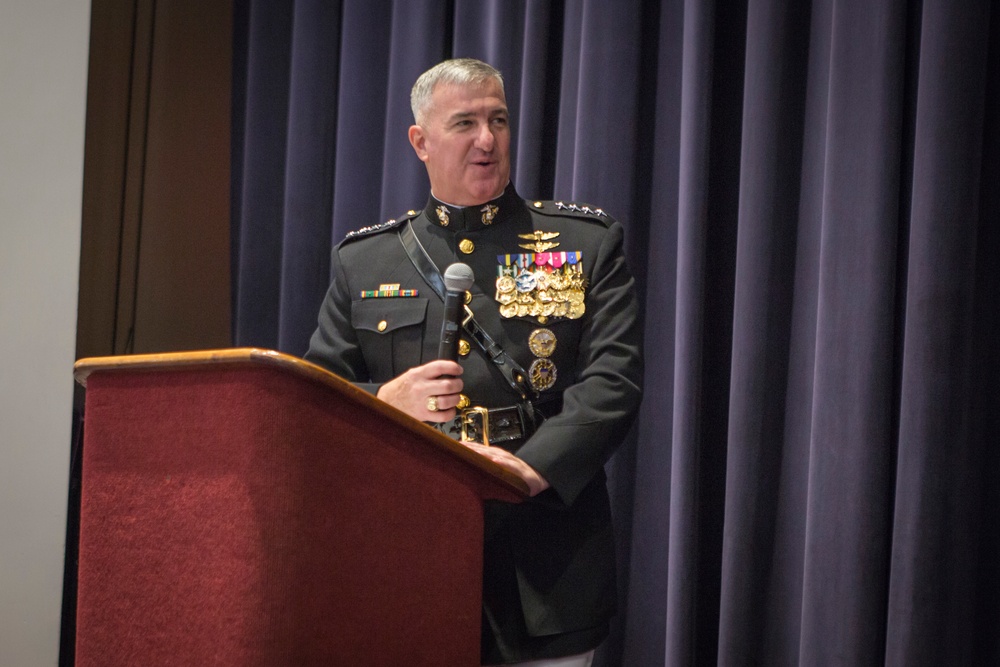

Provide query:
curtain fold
left=799, top=2, right=907, bottom=663
left=231, top=1, right=1000, bottom=663
left=886, top=1, right=994, bottom=663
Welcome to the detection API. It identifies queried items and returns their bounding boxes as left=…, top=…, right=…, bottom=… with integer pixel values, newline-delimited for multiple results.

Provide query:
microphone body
left=438, top=263, right=475, bottom=361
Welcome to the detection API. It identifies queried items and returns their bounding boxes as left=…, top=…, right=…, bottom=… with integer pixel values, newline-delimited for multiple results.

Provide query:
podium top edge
left=74, top=348, right=301, bottom=385
left=72, top=347, right=531, bottom=498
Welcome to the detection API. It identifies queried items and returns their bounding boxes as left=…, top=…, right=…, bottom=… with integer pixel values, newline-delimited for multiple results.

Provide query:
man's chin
left=436, top=176, right=507, bottom=206
left=465, top=179, right=506, bottom=204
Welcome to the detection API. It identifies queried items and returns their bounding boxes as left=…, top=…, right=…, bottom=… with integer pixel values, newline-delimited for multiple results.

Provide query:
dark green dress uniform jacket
left=304, top=183, right=643, bottom=662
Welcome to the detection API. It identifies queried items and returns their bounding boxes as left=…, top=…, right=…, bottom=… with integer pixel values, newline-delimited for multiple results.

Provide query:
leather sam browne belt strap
left=398, top=220, right=534, bottom=400
left=398, top=220, right=560, bottom=445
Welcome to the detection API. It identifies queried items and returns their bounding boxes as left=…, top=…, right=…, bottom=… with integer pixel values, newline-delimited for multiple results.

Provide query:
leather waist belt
left=440, top=396, right=563, bottom=446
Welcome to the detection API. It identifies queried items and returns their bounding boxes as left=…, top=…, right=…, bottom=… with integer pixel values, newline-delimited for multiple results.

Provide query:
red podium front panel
left=74, top=349, right=525, bottom=666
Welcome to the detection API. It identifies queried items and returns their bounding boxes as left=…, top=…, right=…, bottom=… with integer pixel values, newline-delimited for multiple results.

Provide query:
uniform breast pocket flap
left=351, top=298, right=428, bottom=334
left=351, top=298, right=428, bottom=380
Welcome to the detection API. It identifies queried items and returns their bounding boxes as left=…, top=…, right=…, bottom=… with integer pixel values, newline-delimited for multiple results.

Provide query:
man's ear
left=408, top=125, right=429, bottom=162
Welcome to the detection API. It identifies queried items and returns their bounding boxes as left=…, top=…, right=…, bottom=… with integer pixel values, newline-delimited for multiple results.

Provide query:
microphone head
left=443, top=263, right=475, bottom=292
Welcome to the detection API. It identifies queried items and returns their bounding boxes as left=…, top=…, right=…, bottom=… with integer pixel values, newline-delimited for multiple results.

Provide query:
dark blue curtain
left=232, top=1, right=1000, bottom=663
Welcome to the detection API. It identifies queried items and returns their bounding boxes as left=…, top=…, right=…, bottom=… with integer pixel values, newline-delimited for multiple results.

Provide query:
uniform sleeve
left=304, top=245, right=383, bottom=396
left=514, top=221, right=644, bottom=506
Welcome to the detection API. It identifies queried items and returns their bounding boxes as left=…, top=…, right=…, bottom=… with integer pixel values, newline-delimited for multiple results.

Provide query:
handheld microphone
left=438, top=263, right=475, bottom=360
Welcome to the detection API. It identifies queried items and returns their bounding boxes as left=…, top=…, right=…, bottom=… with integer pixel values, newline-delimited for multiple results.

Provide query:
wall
left=76, top=0, right=232, bottom=358
left=0, top=1, right=91, bottom=665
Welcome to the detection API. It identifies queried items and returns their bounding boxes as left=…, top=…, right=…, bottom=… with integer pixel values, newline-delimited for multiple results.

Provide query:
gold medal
left=568, top=301, right=586, bottom=319
left=500, top=302, right=518, bottom=318
left=517, top=303, right=529, bottom=318
left=535, top=271, right=550, bottom=290
left=528, top=328, right=557, bottom=358
left=496, top=275, right=515, bottom=293
left=529, top=358, right=558, bottom=391
left=497, top=291, right=515, bottom=305
left=515, top=271, right=537, bottom=292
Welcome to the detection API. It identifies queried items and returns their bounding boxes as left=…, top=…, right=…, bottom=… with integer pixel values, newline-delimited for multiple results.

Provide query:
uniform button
left=458, top=339, right=471, bottom=357
left=456, top=394, right=471, bottom=410
left=459, top=239, right=475, bottom=254
left=464, top=290, right=473, bottom=305
left=407, top=209, right=416, bottom=215
left=533, top=201, right=544, bottom=208
left=377, top=320, right=388, bottom=332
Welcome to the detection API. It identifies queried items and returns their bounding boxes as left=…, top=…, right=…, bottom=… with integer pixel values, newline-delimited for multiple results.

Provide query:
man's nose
left=474, top=123, right=494, bottom=150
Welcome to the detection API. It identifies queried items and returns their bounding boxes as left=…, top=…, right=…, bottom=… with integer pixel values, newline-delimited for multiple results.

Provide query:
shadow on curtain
left=232, top=0, right=1000, bottom=663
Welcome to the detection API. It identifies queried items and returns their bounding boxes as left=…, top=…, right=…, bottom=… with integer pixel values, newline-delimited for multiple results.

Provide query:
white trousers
left=485, top=650, right=596, bottom=667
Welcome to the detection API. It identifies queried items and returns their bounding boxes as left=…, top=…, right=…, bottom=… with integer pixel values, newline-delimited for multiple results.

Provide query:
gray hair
left=410, top=58, right=505, bottom=125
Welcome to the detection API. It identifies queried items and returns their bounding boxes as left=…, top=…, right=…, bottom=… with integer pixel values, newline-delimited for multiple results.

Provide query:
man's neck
left=430, top=182, right=510, bottom=209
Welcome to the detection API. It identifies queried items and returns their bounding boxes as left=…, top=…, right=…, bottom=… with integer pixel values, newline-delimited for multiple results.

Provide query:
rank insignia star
left=555, top=201, right=608, bottom=217
left=517, top=230, right=561, bottom=252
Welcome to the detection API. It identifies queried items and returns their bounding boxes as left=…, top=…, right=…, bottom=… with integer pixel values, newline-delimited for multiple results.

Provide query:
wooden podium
left=73, top=348, right=527, bottom=666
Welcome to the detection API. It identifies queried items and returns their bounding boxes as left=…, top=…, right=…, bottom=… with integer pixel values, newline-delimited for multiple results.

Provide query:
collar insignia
left=436, top=206, right=450, bottom=226
left=481, top=204, right=499, bottom=225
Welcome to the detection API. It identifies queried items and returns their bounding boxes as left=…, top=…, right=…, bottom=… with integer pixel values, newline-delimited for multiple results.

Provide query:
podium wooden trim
left=74, top=347, right=530, bottom=495
left=73, top=348, right=527, bottom=666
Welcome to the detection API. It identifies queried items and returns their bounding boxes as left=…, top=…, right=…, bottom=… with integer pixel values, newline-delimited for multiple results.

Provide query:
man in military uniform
left=305, top=58, right=642, bottom=666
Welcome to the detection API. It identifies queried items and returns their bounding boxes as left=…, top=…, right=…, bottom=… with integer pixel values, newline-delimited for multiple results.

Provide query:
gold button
left=377, top=320, right=387, bottom=332
left=458, top=339, right=471, bottom=357
left=456, top=394, right=471, bottom=410
left=538, top=315, right=548, bottom=324
left=464, top=290, right=473, bottom=305
left=407, top=209, right=416, bottom=215
left=533, top=201, right=543, bottom=208
left=459, top=239, right=475, bottom=254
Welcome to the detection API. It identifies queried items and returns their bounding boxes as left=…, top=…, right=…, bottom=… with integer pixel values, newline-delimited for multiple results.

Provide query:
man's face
left=408, top=79, right=511, bottom=206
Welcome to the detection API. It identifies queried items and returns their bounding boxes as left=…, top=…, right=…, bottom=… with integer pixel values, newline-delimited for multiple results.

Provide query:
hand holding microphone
left=376, top=263, right=474, bottom=421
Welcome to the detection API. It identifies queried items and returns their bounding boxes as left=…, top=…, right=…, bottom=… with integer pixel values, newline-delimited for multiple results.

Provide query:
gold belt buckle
left=460, top=406, right=490, bottom=446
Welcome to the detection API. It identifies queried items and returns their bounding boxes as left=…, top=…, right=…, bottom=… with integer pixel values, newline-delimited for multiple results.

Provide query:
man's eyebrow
left=447, top=108, right=509, bottom=121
